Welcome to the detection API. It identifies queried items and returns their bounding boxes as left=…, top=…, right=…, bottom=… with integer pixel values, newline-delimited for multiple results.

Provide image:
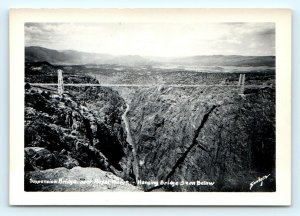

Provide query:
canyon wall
left=128, top=86, right=275, bottom=191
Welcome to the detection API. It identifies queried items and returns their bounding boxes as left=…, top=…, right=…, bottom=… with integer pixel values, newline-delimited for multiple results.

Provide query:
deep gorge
left=24, top=65, right=275, bottom=192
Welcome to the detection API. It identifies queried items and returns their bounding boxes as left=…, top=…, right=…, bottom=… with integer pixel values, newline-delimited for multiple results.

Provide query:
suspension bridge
left=29, top=70, right=270, bottom=96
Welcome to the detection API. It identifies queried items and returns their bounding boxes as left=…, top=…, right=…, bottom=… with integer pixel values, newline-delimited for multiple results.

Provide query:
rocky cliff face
left=25, top=84, right=136, bottom=191
left=128, top=86, right=275, bottom=192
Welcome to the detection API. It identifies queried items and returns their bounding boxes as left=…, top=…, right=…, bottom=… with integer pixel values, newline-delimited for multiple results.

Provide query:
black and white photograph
left=23, top=21, right=276, bottom=192
left=9, top=9, right=291, bottom=205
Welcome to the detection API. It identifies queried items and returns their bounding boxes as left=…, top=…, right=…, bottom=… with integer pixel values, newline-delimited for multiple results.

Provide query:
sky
left=25, top=22, right=275, bottom=57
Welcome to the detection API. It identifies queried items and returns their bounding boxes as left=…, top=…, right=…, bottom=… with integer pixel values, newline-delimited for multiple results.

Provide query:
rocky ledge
left=25, top=166, right=141, bottom=192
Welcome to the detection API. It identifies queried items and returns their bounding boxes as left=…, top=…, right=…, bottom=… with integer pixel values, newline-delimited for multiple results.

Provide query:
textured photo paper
left=9, top=9, right=291, bottom=205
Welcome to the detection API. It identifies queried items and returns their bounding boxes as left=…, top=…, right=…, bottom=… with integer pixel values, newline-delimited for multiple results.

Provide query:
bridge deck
left=30, top=83, right=274, bottom=88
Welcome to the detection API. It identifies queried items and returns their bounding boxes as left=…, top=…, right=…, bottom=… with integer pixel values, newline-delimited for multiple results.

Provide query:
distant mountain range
left=25, top=46, right=275, bottom=67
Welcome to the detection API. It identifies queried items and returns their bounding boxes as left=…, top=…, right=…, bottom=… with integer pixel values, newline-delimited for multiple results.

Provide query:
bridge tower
left=238, top=73, right=245, bottom=95
left=57, top=69, right=64, bottom=95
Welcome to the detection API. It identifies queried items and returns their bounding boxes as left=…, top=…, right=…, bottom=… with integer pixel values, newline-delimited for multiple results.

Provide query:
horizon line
left=25, top=45, right=276, bottom=58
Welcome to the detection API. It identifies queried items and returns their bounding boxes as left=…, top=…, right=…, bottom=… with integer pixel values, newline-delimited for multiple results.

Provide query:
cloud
left=25, top=22, right=275, bottom=57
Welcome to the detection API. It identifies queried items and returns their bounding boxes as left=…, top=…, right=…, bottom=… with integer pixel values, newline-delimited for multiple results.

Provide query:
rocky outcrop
left=24, top=84, right=135, bottom=185
left=25, top=147, right=79, bottom=171
left=128, top=86, right=275, bottom=192
left=25, top=166, right=141, bottom=192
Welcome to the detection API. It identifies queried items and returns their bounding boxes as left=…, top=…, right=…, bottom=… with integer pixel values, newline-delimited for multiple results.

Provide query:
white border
left=9, top=8, right=291, bottom=206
